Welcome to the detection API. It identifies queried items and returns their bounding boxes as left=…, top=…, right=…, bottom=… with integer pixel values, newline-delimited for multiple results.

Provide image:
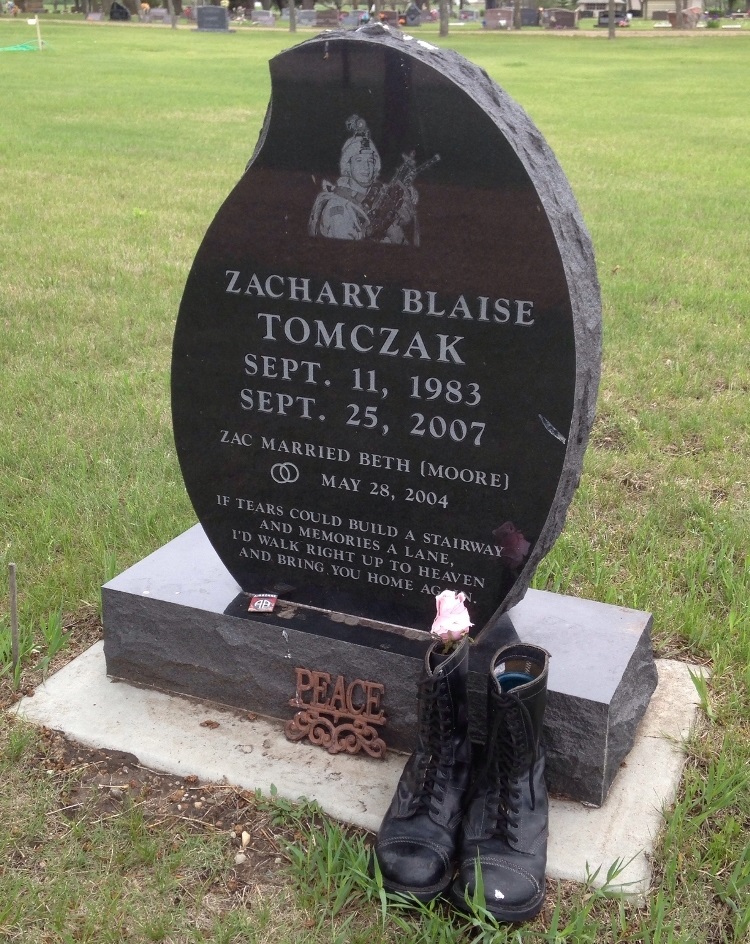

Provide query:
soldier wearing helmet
left=309, top=115, right=419, bottom=245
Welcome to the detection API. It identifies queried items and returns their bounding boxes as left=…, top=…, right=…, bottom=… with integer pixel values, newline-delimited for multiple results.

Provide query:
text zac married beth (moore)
left=216, top=437, right=510, bottom=490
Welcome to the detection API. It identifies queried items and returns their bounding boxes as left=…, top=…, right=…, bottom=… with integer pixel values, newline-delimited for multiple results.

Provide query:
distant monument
left=196, top=4, right=230, bottom=30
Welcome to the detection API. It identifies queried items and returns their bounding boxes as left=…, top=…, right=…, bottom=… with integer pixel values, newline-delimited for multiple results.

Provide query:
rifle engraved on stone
left=364, top=151, right=440, bottom=240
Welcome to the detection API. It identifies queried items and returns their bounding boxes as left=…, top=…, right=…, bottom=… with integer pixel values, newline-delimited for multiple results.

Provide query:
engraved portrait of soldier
left=308, top=114, right=438, bottom=247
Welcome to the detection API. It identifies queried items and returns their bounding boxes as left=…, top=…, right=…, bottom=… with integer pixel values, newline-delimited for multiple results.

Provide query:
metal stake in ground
left=9, top=563, right=19, bottom=671
left=27, top=16, right=43, bottom=50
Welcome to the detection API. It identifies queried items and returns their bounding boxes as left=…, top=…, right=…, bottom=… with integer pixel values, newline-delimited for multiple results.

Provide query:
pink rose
left=431, top=590, right=472, bottom=642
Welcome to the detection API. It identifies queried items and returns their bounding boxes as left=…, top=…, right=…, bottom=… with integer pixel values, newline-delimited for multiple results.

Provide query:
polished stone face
left=172, top=29, right=601, bottom=633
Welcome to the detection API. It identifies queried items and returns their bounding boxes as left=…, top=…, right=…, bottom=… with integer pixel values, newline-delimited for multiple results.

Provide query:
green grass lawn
left=1, top=20, right=749, bottom=943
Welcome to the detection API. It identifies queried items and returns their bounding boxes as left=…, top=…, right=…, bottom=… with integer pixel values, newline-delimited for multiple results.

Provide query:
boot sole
left=448, top=878, right=546, bottom=922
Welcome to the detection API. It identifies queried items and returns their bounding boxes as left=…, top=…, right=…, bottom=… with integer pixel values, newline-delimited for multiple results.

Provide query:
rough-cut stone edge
left=102, top=590, right=425, bottom=754
left=602, top=624, right=659, bottom=798
left=542, top=692, right=610, bottom=806
left=256, top=24, right=602, bottom=619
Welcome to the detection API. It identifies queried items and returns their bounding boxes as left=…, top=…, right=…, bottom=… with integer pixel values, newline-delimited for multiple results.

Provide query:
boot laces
left=486, top=693, right=537, bottom=842
left=413, top=676, right=454, bottom=814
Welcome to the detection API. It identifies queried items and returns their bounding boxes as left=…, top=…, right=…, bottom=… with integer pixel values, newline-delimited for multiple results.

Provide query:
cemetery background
left=4, top=3, right=750, bottom=30
left=1, top=21, right=748, bottom=943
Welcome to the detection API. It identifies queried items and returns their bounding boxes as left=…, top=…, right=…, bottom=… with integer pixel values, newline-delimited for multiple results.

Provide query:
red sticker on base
left=249, top=594, right=278, bottom=613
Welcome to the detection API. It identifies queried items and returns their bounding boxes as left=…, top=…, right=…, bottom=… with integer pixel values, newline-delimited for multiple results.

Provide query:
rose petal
left=431, top=590, right=472, bottom=640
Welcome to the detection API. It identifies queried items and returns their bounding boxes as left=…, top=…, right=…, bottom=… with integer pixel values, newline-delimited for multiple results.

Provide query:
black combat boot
left=450, top=644, right=550, bottom=922
left=374, top=637, right=472, bottom=901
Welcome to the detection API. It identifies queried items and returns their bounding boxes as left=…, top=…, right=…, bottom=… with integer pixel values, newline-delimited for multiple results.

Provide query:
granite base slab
left=13, top=645, right=702, bottom=896
left=102, top=525, right=658, bottom=806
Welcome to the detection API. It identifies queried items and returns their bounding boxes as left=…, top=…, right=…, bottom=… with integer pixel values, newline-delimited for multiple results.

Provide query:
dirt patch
left=36, top=725, right=288, bottom=892
left=2, top=606, right=291, bottom=895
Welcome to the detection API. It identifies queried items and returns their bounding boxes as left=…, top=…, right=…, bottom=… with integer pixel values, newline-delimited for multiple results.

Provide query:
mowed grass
left=1, top=21, right=749, bottom=943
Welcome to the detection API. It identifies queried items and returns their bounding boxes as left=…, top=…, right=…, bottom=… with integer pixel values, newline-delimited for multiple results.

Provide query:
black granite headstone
left=109, top=1, right=130, bottom=20
left=543, top=8, right=578, bottom=28
left=172, top=26, right=601, bottom=636
left=196, top=4, right=229, bottom=30
left=404, top=3, right=422, bottom=26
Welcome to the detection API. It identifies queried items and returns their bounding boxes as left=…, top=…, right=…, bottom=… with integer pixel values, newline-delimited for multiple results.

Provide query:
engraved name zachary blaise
left=224, top=272, right=537, bottom=336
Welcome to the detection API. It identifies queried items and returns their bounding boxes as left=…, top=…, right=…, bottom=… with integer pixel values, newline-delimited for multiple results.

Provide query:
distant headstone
left=148, top=7, right=170, bottom=22
left=86, top=11, right=104, bottom=19
left=196, top=4, right=230, bottom=30
left=297, top=9, right=316, bottom=26
left=340, top=11, right=362, bottom=27
left=379, top=10, right=401, bottom=25
left=484, top=9, right=509, bottom=28
left=251, top=9, right=276, bottom=25
left=668, top=10, right=699, bottom=27
left=315, top=9, right=340, bottom=27
left=110, top=0, right=131, bottom=18
left=172, top=26, right=602, bottom=635
left=543, top=8, right=577, bottom=28
left=521, top=6, right=539, bottom=26
left=404, top=3, right=422, bottom=26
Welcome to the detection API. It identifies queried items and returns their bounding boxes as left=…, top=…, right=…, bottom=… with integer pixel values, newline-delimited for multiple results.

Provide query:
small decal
left=249, top=594, right=278, bottom=613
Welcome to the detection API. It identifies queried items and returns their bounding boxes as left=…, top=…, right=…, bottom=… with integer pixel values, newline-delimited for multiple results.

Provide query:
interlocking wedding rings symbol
left=270, top=462, right=300, bottom=485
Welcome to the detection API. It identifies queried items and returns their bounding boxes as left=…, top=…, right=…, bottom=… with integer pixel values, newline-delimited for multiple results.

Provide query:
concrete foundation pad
left=14, top=644, right=701, bottom=895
